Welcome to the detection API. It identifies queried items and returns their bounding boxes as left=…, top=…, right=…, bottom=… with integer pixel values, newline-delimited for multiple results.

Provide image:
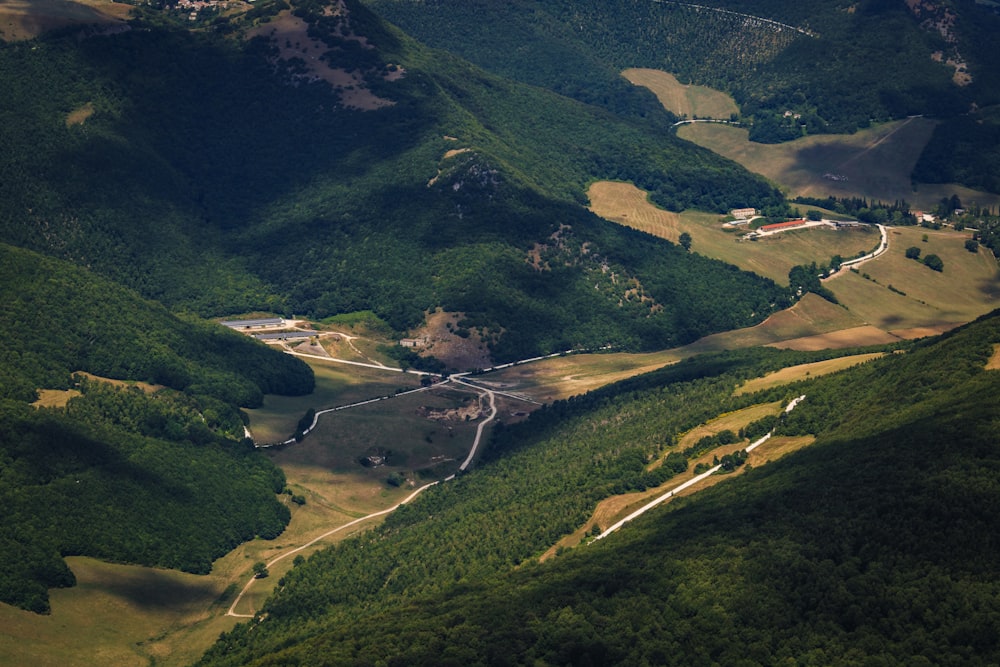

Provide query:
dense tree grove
left=197, top=312, right=1000, bottom=666
left=0, top=245, right=312, bottom=612
left=0, top=4, right=789, bottom=361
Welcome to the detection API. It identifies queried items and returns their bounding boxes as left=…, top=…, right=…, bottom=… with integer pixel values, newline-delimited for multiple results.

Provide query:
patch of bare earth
left=408, top=309, right=493, bottom=372
left=987, top=344, right=1000, bottom=371
left=65, top=102, right=95, bottom=127
left=246, top=2, right=400, bottom=110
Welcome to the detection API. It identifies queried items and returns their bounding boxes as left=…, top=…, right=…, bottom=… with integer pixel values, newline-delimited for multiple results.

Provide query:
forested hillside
left=0, top=0, right=791, bottom=361
left=0, top=244, right=313, bottom=612
left=198, top=312, right=1000, bottom=665
left=367, top=0, right=1000, bottom=192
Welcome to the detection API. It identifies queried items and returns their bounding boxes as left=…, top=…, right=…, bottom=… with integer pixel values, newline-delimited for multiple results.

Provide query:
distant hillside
left=0, top=0, right=790, bottom=362
left=0, top=244, right=313, bottom=612
left=367, top=0, right=1000, bottom=192
left=197, top=312, right=1000, bottom=665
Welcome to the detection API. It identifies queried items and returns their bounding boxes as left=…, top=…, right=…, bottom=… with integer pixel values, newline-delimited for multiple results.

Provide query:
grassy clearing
left=622, top=68, right=738, bottom=120
left=735, top=353, right=884, bottom=395
left=0, top=556, right=236, bottom=667
left=0, top=0, right=129, bottom=41
left=482, top=293, right=872, bottom=402
left=987, top=345, right=1000, bottom=371
left=271, top=383, right=483, bottom=479
left=829, top=226, right=1000, bottom=333
left=678, top=118, right=1000, bottom=210
left=587, top=182, right=878, bottom=284
left=482, top=349, right=685, bottom=403
left=542, top=407, right=810, bottom=561
left=65, top=102, right=95, bottom=127
left=31, top=388, right=81, bottom=408
left=245, top=359, right=419, bottom=444
left=674, top=402, right=784, bottom=451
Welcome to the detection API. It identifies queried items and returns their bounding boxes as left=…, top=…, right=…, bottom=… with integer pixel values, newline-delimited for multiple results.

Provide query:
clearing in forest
left=734, top=353, right=884, bottom=395
left=678, top=117, right=1000, bottom=209
left=622, top=68, right=739, bottom=120
left=587, top=182, right=878, bottom=284
left=0, top=0, right=130, bottom=41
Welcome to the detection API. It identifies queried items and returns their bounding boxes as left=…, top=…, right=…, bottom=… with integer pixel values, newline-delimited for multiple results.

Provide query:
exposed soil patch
left=986, top=343, right=1000, bottom=371
left=246, top=3, right=399, bottom=110
left=65, top=102, right=95, bottom=127
left=409, top=309, right=493, bottom=372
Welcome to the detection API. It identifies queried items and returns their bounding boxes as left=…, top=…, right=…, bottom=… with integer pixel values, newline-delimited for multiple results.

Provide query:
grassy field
left=0, top=0, right=129, bottom=41
left=245, top=358, right=419, bottom=444
left=828, top=226, right=1000, bottom=333
left=677, top=117, right=1000, bottom=210
left=734, top=353, right=884, bottom=395
left=541, top=403, right=812, bottom=560
left=0, top=362, right=488, bottom=666
left=622, top=68, right=739, bottom=120
left=587, top=182, right=879, bottom=284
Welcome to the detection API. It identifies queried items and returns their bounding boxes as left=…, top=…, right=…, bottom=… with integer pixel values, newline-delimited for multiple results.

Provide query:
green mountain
left=366, top=0, right=1000, bottom=189
left=0, top=243, right=314, bottom=612
left=0, top=0, right=791, bottom=363
left=197, top=312, right=1000, bottom=666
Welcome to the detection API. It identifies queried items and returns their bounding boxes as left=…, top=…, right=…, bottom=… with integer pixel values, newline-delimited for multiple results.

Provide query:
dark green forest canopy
left=0, top=0, right=790, bottom=360
left=0, top=244, right=311, bottom=612
left=198, top=312, right=1000, bottom=666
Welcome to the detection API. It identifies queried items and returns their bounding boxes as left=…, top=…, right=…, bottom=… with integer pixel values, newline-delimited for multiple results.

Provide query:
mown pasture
left=588, top=181, right=880, bottom=284
left=734, top=353, right=885, bottom=395
left=828, top=226, right=1000, bottom=334
left=621, top=68, right=738, bottom=120
left=678, top=116, right=1000, bottom=210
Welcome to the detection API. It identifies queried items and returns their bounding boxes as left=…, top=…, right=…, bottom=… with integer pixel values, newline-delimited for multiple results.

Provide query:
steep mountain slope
left=197, top=312, right=1000, bottom=665
left=0, top=244, right=313, bottom=612
left=367, top=0, right=1000, bottom=191
left=0, top=0, right=790, bottom=363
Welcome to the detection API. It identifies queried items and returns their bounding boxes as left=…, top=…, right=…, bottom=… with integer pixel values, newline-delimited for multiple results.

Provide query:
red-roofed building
left=759, top=219, right=807, bottom=232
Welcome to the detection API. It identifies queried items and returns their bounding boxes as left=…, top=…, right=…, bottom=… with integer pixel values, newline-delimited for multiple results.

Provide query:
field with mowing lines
left=735, top=353, right=884, bottom=395
left=542, top=401, right=811, bottom=561
left=678, top=117, right=1000, bottom=209
left=587, top=182, right=878, bottom=284
left=622, top=68, right=738, bottom=120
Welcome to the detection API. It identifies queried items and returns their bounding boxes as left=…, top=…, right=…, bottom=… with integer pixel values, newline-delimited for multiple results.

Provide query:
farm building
left=759, top=219, right=807, bottom=233
left=399, top=338, right=424, bottom=348
left=221, top=317, right=284, bottom=329
left=730, top=207, right=756, bottom=220
left=253, top=331, right=314, bottom=341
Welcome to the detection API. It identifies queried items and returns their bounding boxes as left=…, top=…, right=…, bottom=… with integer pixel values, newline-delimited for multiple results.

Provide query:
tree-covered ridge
left=194, top=344, right=898, bottom=665
left=198, top=313, right=1000, bottom=666
left=0, top=244, right=313, bottom=405
left=0, top=244, right=312, bottom=612
left=365, top=0, right=989, bottom=140
left=0, top=1, right=791, bottom=360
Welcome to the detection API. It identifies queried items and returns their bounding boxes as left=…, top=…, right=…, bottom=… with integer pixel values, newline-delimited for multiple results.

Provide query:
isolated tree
left=253, top=561, right=269, bottom=579
left=965, top=239, right=979, bottom=253
left=905, top=246, right=921, bottom=260
left=923, top=254, right=944, bottom=272
left=806, top=210, right=823, bottom=221
left=679, top=232, right=693, bottom=252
